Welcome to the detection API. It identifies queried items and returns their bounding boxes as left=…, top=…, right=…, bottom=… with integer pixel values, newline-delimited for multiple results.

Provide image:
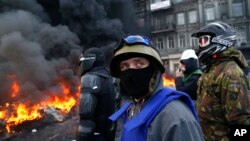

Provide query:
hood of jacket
left=203, top=47, right=249, bottom=72
left=219, top=47, right=249, bottom=69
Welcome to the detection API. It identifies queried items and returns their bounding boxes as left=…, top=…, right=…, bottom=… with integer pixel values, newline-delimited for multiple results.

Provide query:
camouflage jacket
left=197, top=47, right=250, bottom=141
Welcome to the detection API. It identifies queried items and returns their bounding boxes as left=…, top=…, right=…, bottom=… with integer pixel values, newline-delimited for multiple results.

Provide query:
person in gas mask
left=175, top=49, right=202, bottom=102
left=108, top=35, right=204, bottom=141
left=192, top=22, right=250, bottom=141
left=76, top=47, right=118, bottom=141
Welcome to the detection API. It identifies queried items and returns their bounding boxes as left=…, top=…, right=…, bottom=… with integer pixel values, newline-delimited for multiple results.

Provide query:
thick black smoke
left=0, top=0, right=148, bottom=105
left=0, top=10, right=81, bottom=105
left=1, top=0, right=145, bottom=48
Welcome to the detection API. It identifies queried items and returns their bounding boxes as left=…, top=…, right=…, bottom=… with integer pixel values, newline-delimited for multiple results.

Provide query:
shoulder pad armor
left=81, top=73, right=101, bottom=93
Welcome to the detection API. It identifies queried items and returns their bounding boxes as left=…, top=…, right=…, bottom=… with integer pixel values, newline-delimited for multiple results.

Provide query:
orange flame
left=11, top=81, right=19, bottom=98
left=0, top=111, right=6, bottom=119
left=5, top=103, right=42, bottom=132
left=0, top=78, right=80, bottom=133
left=162, top=73, right=175, bottom=87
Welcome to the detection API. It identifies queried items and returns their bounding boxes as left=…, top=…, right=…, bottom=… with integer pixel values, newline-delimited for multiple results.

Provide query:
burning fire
left=162, top=73, right=175, bottom=87
left=0, top=75, right=80, bottom=133
left=0, top=73, right=174, bottom=133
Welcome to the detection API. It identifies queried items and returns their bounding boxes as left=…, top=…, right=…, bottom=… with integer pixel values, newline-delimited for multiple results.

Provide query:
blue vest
left=109, top=88, right=198, bottom=141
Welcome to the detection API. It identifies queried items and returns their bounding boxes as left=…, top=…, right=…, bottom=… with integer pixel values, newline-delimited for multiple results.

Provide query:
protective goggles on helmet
left=198, top=35, right=211, bottom=48
left=114, top=35, right=152, bottom=53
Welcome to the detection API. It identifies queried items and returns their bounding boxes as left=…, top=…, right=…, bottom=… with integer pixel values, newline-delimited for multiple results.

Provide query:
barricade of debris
left=0, top=106, right=78, bottom=141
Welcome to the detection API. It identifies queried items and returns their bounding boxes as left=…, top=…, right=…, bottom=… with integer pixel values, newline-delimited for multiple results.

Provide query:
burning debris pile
left=0, top=10, right=81, bottom=139
left=0, top=106, right=79, bottom=141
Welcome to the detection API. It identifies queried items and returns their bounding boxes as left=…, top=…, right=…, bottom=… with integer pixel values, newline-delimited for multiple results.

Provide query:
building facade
left=147, top=0, right=250, bottom=73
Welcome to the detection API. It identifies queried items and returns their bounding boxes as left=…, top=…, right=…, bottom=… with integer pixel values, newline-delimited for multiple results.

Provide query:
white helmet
left=180, top=49, right=198, bottom=60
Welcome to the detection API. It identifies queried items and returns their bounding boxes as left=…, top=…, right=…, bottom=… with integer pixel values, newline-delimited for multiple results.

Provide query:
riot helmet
left=192, top=22, right=237, bottom=64
left=79, top=47, right=104, bottom=75
left=110, top=35, right=165, bottom=78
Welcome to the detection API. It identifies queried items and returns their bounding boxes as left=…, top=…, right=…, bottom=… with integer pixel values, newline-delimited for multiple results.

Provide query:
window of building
left=190, top=36, right=198, bottom=48
left=153, top=15, right=161, bottom=29
left=233, top=2, right=243, bottom=17
left=168, top=35, right=174, bottom=49
left=205, top=7, right=215, bottom=21
left=188, top=10, right=197, bottom=24
left=179, top=34, right=186, bottom=48
left=156, top=37, right=164, bottom=50
left=177, top=13, right=185, bottom=25
left=165, top=14, right=174, bottom=29
left=220, top=3, right=228, bottom=20
left=153, top=13, right=168, bottom=30
left=235, top=26, right=247, bottom=46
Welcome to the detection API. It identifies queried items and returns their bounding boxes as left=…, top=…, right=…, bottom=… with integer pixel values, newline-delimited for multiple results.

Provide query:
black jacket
left=175, top=58, right=202, bottom=100
left=77, top=67, right=118, bottom=141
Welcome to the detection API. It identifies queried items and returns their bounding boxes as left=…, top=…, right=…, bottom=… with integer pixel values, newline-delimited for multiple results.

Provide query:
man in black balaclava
left=108, top=35, right=203, bottom=141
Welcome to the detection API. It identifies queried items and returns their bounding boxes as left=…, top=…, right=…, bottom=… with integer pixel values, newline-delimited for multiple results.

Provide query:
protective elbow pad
left=79, top=92, right=97, bottom=117
left=79, top=73, right=102, bottom=117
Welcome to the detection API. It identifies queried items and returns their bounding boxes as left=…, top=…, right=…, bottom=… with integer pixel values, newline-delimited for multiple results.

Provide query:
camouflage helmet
left=192, top=22, right=236, bottom=64
left=110, top=35, right=165, bottom=78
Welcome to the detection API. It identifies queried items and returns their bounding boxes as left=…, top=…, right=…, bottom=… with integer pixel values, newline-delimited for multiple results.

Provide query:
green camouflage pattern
left=197, top=47, right=250, bottom=141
